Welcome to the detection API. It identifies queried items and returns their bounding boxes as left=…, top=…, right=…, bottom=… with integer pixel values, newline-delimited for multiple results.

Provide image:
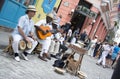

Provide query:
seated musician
left=55, top=33, right=68, bottom=59
left=49, top=27, right=64, bottom=58
left=12, top=5, right=38, bottom=62
left=34, top=13, right=54, bottom=62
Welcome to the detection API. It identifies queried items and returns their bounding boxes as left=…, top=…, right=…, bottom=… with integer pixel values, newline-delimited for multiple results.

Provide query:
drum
left=19, top=40, right=26, bottom=50
left=26, top=42, right=32, bottom=50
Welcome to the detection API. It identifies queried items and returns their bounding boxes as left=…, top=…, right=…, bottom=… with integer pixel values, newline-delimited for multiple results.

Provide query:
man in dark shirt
left=93, top=41, right=102, bottom=57
left=80, top=31, right=87, bottom=42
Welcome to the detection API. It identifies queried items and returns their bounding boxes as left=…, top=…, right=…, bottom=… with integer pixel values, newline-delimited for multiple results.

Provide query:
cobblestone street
left=0, top=31, right=113, bottom=79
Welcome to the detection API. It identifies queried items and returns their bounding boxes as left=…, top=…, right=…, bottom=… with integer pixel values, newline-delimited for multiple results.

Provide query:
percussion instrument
left=26, top=42, right=32, bottom=49
left=19, top=40, right=26, bottom=50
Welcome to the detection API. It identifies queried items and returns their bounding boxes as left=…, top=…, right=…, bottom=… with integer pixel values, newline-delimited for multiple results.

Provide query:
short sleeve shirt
left=67, top=29, right=72, bottom=37
left=12, top=14, right=34, bottom=36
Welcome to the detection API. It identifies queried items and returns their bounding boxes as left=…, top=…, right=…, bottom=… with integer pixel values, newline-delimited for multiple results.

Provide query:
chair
left=66, top=44, right=87, bottom=75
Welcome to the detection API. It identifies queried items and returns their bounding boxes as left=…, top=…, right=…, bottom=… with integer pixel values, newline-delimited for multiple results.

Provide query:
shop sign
left=76, top=5, right=97, bottom=19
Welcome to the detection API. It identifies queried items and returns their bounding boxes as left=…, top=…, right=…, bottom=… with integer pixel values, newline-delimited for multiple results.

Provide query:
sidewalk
left=0, top=30, right=10, bottom=49
left=0, top=29, right=113, bottom=79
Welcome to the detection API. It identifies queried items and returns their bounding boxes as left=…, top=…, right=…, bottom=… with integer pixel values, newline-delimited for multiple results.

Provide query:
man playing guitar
left=34, top=13, right=54, bottom=61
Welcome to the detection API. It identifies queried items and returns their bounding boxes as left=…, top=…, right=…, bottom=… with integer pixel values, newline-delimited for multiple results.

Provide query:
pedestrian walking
left=88, top=35, right=98, bottom=56
left=96, top=42, right=111, bottom=68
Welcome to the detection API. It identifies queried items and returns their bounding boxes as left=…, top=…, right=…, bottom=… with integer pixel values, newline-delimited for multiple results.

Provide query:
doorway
left=70, top=0, right=92, bottom=32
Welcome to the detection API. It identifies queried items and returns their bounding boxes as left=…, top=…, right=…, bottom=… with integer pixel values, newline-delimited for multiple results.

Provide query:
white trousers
left=12, top=34, right=38, bottom=54
left=37, top=38, right=51, bottom=56
left=97, top=51, right=108, bottom=66
left=88, top=47, right=94, bottom=56
left=49, top=40, right=60, bottom=55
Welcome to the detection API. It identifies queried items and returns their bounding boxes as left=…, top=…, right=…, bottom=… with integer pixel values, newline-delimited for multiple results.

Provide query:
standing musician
left=34, top=13, right=54, bottom=62
left=12, top=5, right=38, bottom=62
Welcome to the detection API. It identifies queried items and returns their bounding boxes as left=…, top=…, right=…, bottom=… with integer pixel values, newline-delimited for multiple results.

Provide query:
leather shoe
left=44, top=53, right=51, bottom=60
left=38, top=55, right=47, bottom=62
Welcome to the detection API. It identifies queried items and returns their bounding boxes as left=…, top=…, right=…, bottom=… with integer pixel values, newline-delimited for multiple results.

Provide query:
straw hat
left=47, top=13, right=54, bottom=19
left=27, top=5, right=37, bottom=12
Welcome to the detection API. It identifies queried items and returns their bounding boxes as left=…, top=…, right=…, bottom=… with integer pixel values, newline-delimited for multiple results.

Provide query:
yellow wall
left=32, top=0, right=61, bottom=23
left=55, top=0, right=61, bottom=8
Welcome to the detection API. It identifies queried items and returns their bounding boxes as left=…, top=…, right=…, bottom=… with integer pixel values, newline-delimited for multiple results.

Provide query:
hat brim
left=27, top=9, right=37, bottom=12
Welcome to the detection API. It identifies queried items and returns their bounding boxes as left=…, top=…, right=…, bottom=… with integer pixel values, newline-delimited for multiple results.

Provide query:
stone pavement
left=0, top=30, right=113, bottom=79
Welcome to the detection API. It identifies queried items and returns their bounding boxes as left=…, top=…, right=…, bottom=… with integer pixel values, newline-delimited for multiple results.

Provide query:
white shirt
left=35, top=19, right=52, bottom=40
left=59, top=36, right=65, bottom=45
left=55, top=32, right=62, bottom=40
left=71, top=37, right=76, bottom=44
left=12, top=14, right=34, bottom=36
left=91, top=38, right=97, bottom=47
left=67, top=29, right=72, bottom=37
left=102, top=44, right=111, bottom=55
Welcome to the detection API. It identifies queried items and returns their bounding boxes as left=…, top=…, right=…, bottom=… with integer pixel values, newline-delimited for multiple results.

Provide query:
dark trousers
left=59, top=44, right=68, bottom=52
left=111, top=57, right=120, bottom=79
left=56, top=44, right=68, bottom=56
left=93, top=49, right=98, bottom=57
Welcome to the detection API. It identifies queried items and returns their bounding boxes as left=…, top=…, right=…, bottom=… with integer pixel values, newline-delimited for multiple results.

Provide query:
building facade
left=57, top=0, right=79, bottom=25
left=77, top=0, right=114, bottom=41
left=0, top=0, right=36, bottom=28
left=0, top=0, right=60, bottom=28
left=32, top=0, right=61, bottom=23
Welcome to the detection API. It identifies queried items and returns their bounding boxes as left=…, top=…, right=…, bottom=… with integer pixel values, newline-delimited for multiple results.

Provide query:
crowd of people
left=11, top=5, right=90, bottom=62
left=87, top=38, right=120, bottom=69
left=9, top=5, right=120, bottom=78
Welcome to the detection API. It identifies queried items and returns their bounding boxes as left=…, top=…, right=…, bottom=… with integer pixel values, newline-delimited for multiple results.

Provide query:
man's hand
left=42, top=30, right=47, bottom=35
left=25, top=37, right=31, bottom=43
left=32, top=37, right=37, bottom=41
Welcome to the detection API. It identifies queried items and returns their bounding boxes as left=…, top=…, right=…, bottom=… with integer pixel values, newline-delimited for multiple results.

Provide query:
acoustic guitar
left=35, top=25, right=52, bottom=40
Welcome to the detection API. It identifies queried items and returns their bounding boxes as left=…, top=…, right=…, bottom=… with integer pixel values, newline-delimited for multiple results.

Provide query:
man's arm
left=18, top=26, right=27, bottom=39
left=18, top=26, right=30, bottom=42
left=29, top=31, right=36, bottom=41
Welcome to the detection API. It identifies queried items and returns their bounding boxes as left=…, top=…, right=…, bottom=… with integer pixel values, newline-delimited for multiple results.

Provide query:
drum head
left=19, top=40, right=26, bottom=50
left=27, top=42, right=32, bottom=49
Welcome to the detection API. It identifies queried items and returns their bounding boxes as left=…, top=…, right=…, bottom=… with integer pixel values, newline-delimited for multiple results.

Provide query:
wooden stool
left=32, top=43, right=42, bottom=54
left=3, top=36, right=13, bottom=55
left=3, top=36, right=31, bottom=55
left=3, top=36, right=42, bottom=55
